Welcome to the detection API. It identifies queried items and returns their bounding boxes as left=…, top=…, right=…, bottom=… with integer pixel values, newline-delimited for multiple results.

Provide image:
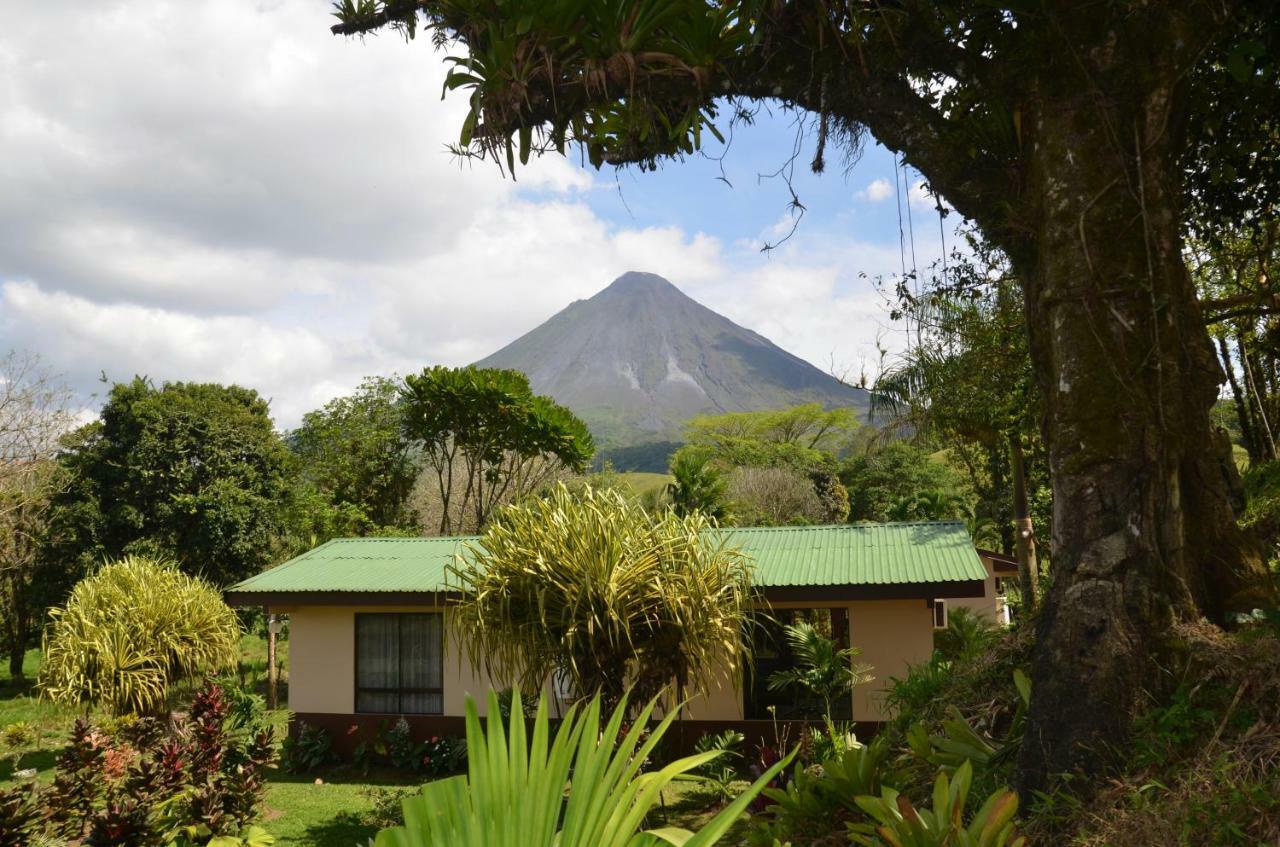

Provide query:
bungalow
left=224, top=520, right=1006, bottom=752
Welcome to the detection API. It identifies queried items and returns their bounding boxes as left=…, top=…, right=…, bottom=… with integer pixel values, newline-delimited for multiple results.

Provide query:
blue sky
left=0, top=1, right=952, bottom=426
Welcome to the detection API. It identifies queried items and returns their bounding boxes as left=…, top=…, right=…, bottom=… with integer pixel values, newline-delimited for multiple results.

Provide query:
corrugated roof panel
left=225, top=521, right=987, bottom=596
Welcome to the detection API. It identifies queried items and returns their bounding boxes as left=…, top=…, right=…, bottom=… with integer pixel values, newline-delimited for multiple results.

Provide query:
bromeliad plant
left=449, top=483, right=755, bottom=710
left=374, top=690, right=791, bottom=847
left=39, top=556, right=241, bottom=715
left=848, top=760, right=1025, bottom=847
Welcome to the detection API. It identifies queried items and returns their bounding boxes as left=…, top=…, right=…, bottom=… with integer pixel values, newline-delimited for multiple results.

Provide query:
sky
left=0, top=0, right=954, bottom=428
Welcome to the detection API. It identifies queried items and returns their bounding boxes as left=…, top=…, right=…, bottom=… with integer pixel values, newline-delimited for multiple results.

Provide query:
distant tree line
left=0, top=361, right=592, bottom=678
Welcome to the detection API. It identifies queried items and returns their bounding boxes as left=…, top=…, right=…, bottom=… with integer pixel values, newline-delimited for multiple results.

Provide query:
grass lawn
left=618, top=471, right=674, bottom=497
left=2, top=638, right=742, bottom=846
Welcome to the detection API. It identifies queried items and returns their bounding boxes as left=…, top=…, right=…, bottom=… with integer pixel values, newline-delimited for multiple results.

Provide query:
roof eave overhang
left=762, top=579, right=985, bottom=602
left=225, top=590, right=458, bottom=608
left=226, top=579, right=986, bottom=608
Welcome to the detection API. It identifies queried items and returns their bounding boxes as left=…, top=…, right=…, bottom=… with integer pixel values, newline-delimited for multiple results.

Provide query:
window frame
left=353, top=612, right=445, bottom=715
left=932, top=599, right=949, bottom=630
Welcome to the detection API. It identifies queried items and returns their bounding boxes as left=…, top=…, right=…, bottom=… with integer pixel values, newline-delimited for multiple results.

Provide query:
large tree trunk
left=1012, top=9, right=1276, bottom=793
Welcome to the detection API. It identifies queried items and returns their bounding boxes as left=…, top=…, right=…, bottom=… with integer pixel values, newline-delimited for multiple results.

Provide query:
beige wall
left=282, top=597, right=938, bottom=724
left=282, top=604, right=520, bottom=718
left=847, top=599, right=934, bottom=721
left=947, top=554, right=1010, bottom=623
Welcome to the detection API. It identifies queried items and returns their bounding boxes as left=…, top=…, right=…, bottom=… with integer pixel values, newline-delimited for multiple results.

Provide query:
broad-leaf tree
left=44, top=378, right=292, bottom=586
left=401, top=366, right=594, bottom=534
left=841, top=442, right=967, bottom=524
left=332, top=0, right=1279, bottom=787
left=288, top=375, right=420, bottom=530
left=448, top=483, right=754, bottom=709
left=675, top=403, right=857, bottom=524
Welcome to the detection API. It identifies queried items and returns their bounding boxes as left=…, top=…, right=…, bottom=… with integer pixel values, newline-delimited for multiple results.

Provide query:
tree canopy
left=45, top=378, right=292, bottom=586
left=288, top=375, right=420, bottom=530
left=402, top=365, right=595, bottom=534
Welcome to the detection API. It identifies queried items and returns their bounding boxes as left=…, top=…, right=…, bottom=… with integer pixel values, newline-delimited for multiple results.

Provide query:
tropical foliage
left=766, top=621, right=873, bottom=722
left=44, top=378, right=292, bottom=586
left=448, top=483, right=754, bottom=707
left=667, top=449, right=729, bottom=521
left=373, top=690, right=791, bottom=847
left=402, top=366, right=595, bottom=534
left=848, top=761, right=1024, bottom=847
left=840, top=443, right=969, bottom=524
left=874, top=233, right=1046, bottom=606
left=39, top=556, right=241, bottom=715
left=0, top=682, right=275, bottom=846
left=288, top=375, right=420, bottom=532
left=329, top=0, right=1280, bottom=791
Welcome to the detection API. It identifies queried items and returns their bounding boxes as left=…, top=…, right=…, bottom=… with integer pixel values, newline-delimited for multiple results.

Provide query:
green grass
left=262, top=769, right=420, bottom=846
left=618, top=471, right=673, bottom=497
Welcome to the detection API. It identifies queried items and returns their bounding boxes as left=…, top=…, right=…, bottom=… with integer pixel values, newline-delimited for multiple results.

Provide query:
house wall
left=946, top=553, right=1010, bottom=623
left=282, top=596, right=937, bottom=726
left=283, top=603, right=521, bottom=719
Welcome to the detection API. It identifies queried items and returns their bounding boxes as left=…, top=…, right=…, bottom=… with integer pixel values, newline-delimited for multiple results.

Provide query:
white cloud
left=0, top=0, right=927, bottom=428
left=858, top=178, right=893, bottom=202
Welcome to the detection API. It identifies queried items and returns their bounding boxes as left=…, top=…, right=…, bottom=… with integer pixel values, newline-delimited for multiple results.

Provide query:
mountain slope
left=476, top=271, right=870, bottom=454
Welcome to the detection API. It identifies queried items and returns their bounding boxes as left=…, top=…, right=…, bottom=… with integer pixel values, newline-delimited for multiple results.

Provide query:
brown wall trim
left=291, top=712, right=883, bottom=759
left=229, top=580, right=984, bottom=608
left=762, top=580, right=984, bottom=602
left=225, top=590, right=456, bottom=608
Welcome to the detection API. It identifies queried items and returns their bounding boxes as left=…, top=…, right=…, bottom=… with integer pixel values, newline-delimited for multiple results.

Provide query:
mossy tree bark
left=1009, top=9, right=1274, bottom=792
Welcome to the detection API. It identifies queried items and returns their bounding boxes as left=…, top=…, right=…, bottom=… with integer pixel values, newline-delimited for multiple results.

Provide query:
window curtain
left=399, top=614, right=444, bottom=714
left=356, top=615, right=400, bottom=713
left=356, top=613, right=444, bottom=715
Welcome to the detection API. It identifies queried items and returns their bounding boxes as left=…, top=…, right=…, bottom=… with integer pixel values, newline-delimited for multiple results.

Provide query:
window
left=932, top=599, right=948, bottom=630
left=355, top=613, right=443, bottom=714
left=744, top=607, right=852, bottom=720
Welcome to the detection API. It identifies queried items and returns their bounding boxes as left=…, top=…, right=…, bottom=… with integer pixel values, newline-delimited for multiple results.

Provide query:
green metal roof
left=226, top=521, right=985, bottom=597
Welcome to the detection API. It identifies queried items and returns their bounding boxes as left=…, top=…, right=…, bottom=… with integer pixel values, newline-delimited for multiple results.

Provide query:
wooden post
left=266, top=610, right=278, bottom=711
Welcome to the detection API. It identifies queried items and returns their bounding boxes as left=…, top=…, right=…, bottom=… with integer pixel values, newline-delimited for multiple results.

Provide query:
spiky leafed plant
left=376, top=690, right=791, bottom=847
left=39, top=556, right=241, bottom=715
left=667, top=449, right=730, bottom=522
left=448, top=483, right=754, bottom=709
left=766, top=621, right=874, bottom=723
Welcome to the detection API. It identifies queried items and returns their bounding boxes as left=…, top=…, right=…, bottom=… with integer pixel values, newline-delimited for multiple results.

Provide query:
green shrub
left=39, top=556, right=241, bottom=715
left=282, top=720, right=337, bottom=773
left=934, top=608, right=999, bottom=662
left=0, top=782, right=42, bottom=847
left=848, top=760, right=1025, bottom=847
left=1, top=721, right=36, bottom=749
left=10, top=683, right=274, bottom=846
left=747, top=735, right=891, bottom=847
left=691, top=729, right=746, bottom=802
left=374, top=690, right=791, bottom=847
